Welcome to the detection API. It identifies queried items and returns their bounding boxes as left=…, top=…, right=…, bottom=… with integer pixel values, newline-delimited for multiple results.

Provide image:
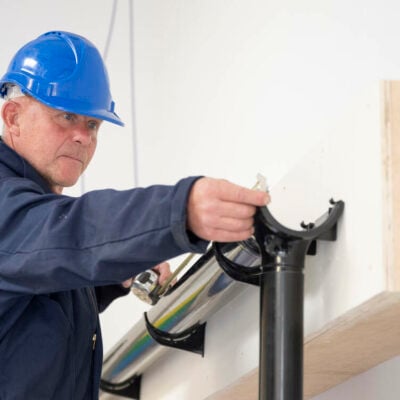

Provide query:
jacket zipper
left=92, top=333, right=97, bottom=350
left=86, top=288, right=99, bottom=351
left=85, top=287, right=100, bottom=399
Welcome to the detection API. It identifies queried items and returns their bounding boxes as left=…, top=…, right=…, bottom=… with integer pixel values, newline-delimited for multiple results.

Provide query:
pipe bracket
left=213, top=199, right=345, bottom=282
left=100, top=375, right=141, bottom=399
left=144, top=312, right=206, bottom=356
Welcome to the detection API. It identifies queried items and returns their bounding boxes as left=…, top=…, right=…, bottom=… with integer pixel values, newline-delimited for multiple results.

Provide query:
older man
left=0, top=31, right=269, bottom=400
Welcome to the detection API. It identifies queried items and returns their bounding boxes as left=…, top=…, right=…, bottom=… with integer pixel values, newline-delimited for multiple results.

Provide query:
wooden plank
left=304, top=291, right=400, bottom=397
left=382, top=81, right=400, bottom=291
left=205, top=292, right=400, bottom=400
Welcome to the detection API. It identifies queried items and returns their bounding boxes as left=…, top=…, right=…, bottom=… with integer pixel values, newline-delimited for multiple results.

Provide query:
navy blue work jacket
left=0, top=140, right=207, bottom=399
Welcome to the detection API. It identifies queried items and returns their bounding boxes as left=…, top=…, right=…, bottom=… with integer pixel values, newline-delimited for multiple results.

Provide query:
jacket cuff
left=170, top=176, right=209, bottom=253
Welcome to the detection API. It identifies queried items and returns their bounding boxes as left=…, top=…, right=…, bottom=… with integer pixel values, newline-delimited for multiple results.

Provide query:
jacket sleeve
left=0, top=176, right=208, bottom=295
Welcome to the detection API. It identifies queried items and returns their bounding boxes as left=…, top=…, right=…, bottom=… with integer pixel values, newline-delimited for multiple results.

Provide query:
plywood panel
left=382, top=81, right=400, bottom=291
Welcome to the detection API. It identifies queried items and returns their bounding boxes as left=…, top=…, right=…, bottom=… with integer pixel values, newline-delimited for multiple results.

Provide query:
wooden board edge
left=204, top=291, right=400, bottom=400
left=381, top=81, right=400, bottom=291
left=304, top=290, right=400, bottom=397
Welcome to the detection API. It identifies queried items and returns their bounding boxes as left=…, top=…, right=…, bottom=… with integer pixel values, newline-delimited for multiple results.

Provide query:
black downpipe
left=215, top=200, right=344, bottom=400
left=259, top=253, right=305, bottom=399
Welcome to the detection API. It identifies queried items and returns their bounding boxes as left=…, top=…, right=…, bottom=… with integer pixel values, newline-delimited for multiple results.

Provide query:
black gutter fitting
left=214, top=199, right=344, bottom=400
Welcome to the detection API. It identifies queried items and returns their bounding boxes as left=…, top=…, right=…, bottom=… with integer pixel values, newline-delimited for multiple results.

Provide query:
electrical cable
left=103, top=0, right=118, bottom=63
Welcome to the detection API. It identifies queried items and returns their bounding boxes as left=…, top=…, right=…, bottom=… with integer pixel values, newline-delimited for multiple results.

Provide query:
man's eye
left=63, top=113, right=75, bottom=121
left=88, top=121, right=98, bottom=130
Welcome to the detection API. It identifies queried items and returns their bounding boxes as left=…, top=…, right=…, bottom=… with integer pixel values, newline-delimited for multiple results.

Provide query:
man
left=0, top=31, right=269, bottom=399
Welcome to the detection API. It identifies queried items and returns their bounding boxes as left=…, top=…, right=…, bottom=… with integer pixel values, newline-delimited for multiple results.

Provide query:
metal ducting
left=100, top=239, right=261, bottom=399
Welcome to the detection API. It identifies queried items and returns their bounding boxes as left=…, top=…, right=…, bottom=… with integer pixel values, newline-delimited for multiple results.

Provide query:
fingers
left=152, top=261, right=172, bottom=286
left=189, top=221, right=255, bottom=242
left=187, top=177, right=271, bottom=242
left=198, top=227, right=255, bottom=243
left=218, top=179, right=270, bottom=206
left=217, top=201, right=264, bottom=221
left=127, top=262, right=172, bottom=290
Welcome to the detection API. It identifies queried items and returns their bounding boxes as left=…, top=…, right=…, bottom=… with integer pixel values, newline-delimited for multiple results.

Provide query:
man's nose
left=72, top=124, right=93, bottom=145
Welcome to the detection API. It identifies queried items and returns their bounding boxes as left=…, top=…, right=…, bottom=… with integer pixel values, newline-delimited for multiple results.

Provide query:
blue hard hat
left=0, top=31, right=124, bottom=126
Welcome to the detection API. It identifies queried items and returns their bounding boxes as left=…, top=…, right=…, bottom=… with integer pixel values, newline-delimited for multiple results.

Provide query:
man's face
left=5, top=97, right=102, bottom=194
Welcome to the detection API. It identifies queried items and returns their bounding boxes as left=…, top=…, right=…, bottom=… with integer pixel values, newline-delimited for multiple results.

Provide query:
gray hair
left=2, top=84, right=25, bottom=100
left=1, top=84, right=26, bottom=135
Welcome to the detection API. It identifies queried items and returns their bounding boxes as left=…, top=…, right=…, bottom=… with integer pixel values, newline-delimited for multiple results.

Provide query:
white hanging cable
left=129, top=0, right=139, bottom=187
left=80, top=0, right=119, bottom=194
left=103, top=0, right=119, bottom=62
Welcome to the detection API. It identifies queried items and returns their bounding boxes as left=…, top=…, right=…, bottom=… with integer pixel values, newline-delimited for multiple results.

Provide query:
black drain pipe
left=215, top=199, right=344, bottom=400
left=258, top=241, right=306, bottom=399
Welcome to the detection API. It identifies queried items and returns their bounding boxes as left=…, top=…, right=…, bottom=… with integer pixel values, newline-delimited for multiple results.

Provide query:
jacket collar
left=0, top=138, right=53, bottom=194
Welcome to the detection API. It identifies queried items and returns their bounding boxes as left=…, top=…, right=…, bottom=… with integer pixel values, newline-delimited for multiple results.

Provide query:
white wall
left=2, top=1, right=400, bottom=399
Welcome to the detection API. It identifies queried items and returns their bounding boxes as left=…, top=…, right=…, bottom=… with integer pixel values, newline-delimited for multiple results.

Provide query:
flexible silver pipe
left=100, top=239, right=260, bottom=398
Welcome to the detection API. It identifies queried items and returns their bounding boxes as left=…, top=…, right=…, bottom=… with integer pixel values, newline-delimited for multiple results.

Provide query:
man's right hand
left=186, top=177, right=270, bottom=243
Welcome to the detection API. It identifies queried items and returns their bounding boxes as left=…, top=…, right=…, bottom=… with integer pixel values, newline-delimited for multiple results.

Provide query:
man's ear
left=1, top=100, right=21, bottom=136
